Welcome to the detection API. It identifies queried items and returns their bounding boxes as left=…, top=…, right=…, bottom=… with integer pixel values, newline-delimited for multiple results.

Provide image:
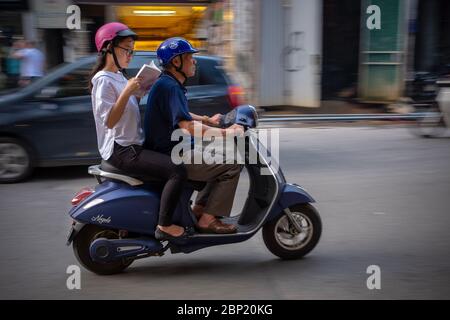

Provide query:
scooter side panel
left=69, top=181, right=196, bottom=235
left=70, top=182, right=161, bottom=235
left=68, top=180, right=120, bottom=216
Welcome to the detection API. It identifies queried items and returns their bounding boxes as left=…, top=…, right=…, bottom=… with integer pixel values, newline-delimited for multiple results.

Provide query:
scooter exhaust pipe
left=90, top=237, right=164, bottom=263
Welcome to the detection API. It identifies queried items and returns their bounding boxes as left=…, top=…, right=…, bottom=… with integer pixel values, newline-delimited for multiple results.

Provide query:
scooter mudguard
left=68, top=180, right=195, bottom=236
left=266, top=183, right=315, bottom=222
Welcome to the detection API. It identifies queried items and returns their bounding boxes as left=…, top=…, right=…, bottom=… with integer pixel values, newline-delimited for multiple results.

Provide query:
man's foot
left=192, top=204, right=205, bottom=219
left=196, top=213, right=237, bottom=234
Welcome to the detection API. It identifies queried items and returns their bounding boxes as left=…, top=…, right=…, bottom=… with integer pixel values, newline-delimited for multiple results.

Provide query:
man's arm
left=178, top=119, right=224, bottom=137
left=189, top=112, right=222, bottom=126
left=189, top=112, right=210, bottom=123
left=178, top=120, right=244, bottom=138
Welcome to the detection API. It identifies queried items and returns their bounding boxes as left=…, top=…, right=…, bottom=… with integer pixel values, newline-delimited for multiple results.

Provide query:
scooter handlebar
left=219, top=105, right=258, bottom=130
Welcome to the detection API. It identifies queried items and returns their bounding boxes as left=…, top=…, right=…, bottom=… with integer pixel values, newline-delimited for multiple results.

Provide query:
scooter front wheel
left=263, top=203, right=322, bottom=260
left=73, top=225, right=133, bottom=275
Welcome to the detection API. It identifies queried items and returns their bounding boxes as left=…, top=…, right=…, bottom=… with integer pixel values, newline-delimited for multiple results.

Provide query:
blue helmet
left=157, top=37, right=199, bottom=66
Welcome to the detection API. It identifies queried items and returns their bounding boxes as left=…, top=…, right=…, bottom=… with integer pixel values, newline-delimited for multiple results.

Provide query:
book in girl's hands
left=134, top=60, right=161, bottom=97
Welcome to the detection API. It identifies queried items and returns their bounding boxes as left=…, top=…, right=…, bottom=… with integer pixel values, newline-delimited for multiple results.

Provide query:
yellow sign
left=115, top=5, right=208, bottom=50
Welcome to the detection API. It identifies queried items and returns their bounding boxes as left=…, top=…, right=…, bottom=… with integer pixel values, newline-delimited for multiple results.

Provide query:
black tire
left=263, top=203, right=322, bottom=260
left=73, top=225, right=133, bottom=275
left=0, top=137, right=34, bottom=183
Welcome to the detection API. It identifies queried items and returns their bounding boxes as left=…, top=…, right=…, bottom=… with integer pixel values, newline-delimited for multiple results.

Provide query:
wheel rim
left=93, top=229, right=119, bottom=241
left=0, top=142, right=30, bottom=179
left=274, top=212, right=313, bottom=251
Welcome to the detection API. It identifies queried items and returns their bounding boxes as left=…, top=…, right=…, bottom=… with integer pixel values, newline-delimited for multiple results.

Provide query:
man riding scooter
left=144, top=37, right=244, bottom=237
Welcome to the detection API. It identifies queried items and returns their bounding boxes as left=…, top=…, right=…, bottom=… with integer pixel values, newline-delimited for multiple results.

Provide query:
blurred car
left=0, top=51, right=245, bottom=183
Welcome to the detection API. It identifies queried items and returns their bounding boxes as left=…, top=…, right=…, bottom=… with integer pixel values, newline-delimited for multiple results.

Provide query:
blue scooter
left=66, top=105, right=322, bottom=275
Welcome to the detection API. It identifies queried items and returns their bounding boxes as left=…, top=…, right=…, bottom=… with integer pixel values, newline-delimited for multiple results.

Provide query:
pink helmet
left=94, top=22, right=138, bottom=52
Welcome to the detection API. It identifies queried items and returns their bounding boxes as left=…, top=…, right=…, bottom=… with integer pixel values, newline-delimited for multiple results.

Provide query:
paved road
left=0, top=125, right=449, bottom=299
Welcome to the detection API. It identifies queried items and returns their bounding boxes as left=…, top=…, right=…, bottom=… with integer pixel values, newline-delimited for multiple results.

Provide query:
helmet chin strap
left=171, top=54, right=187, bottom=83
left=109, top=46, right=129, bottom=79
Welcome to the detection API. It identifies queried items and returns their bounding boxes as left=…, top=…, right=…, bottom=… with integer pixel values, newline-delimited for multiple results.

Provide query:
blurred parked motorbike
left=408, top=65, right=450, bottom=138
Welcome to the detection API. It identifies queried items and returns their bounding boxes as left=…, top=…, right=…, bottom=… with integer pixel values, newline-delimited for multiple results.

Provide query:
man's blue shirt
left=143, top=72, right=193, bottom=155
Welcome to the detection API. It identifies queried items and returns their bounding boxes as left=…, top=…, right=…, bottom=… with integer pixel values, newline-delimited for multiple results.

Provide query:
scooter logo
left=91, top=214, right=112, bottom=225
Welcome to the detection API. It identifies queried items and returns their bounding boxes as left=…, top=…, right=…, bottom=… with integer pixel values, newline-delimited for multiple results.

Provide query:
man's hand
left=208, top=113, right=222, bottom=126
left=226, top=124, right=245, bottom=137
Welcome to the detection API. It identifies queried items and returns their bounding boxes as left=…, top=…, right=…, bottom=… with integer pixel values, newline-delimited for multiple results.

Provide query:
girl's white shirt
left=91, top=70, right=144, bottom=160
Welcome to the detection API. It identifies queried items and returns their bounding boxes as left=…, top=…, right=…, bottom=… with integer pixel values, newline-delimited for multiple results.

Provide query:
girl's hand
left=124, top=77, right=141, bottom=95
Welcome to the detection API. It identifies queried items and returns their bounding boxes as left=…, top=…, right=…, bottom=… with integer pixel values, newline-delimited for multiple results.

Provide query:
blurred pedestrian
left=10, top=40, right=45, bottom=87
left=0, top=37, right=6, bottom=90
left=4, top=38, right=22, bottom=88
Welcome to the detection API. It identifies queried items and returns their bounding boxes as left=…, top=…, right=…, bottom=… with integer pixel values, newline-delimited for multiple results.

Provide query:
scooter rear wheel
left=263, top=203, right=322, bottom=260
left=73, top=225, right=133, bottom=275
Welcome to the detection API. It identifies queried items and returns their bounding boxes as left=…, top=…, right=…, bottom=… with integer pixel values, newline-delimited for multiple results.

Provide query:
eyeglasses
left=116, top=46, right=134, bottom=56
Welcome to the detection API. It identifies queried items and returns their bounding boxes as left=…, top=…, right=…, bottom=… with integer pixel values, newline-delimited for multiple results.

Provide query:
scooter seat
left=98, top=160, right=206, bottom=190
left=100, top=160, right=162, bottom=183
